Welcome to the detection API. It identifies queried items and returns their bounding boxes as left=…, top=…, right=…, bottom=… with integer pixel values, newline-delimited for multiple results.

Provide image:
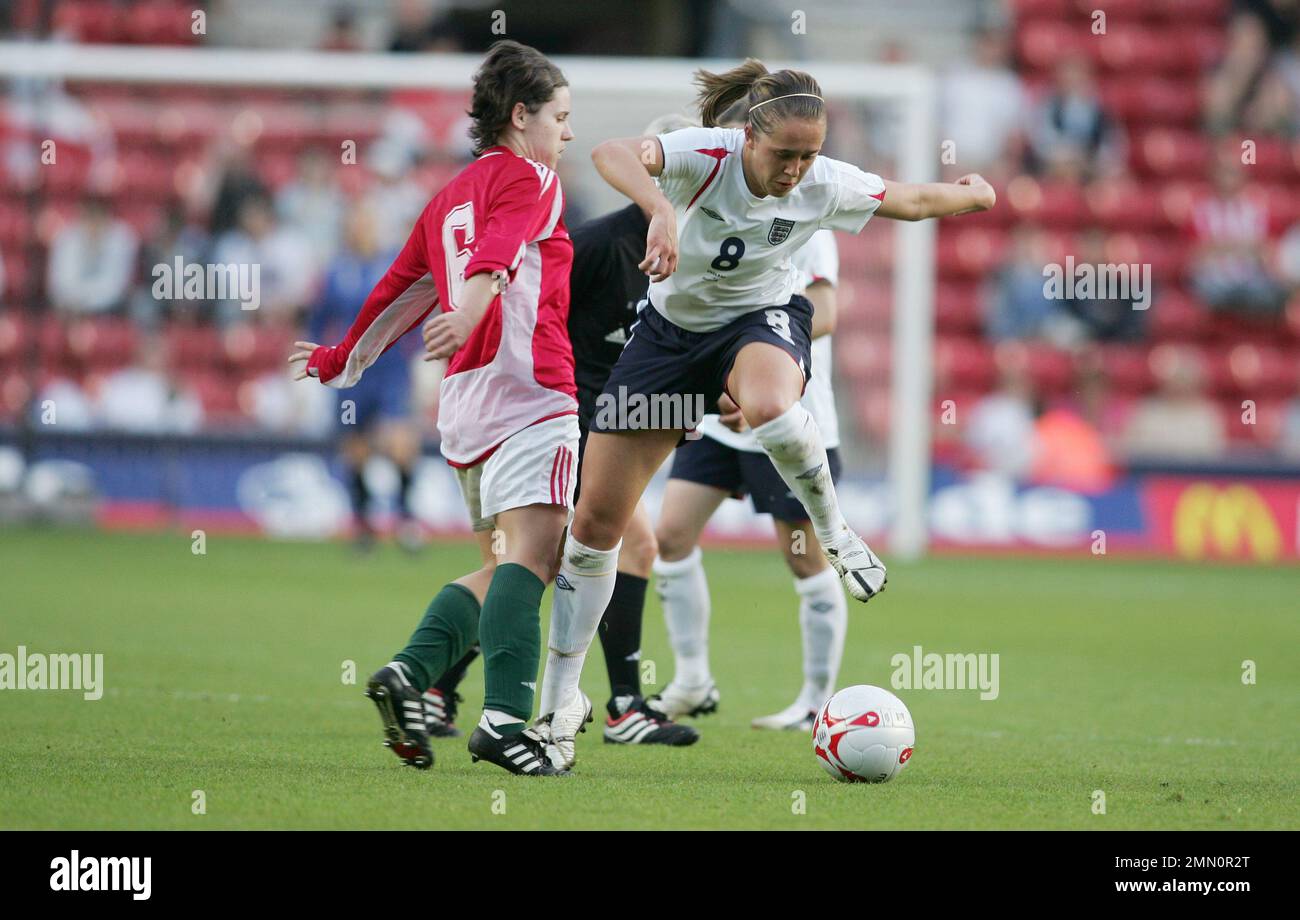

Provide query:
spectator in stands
left=47, top=196, right=138, bottom=316
left=1059, top=229, right=1147, bottom=343
left=1280, top=387, right=1300, bottom=457
left=276, top=147, right=345, bottom=268
left=1025, top=54, right=1126, bottom=182
left=1122, top=347, right=1227, bottom=461
left=388, top=0, right=462, bottom=53
left=1276, top=216, right=1300, bottom=290
left=1031, top=362, right=1119, bottom=494
left=1205, top=0, right=1300, bottom=134
left=95, top=333, right=203, bottom=434
left=362, top=141, right=425, bottom=253
left=210, top=192, right=316, bottom=326
left=984, top=224, right=1068, bottom=343
left=132, top=202, right=211, bottom=326
left=204, top=144, right=270, bottom=238
left=242, top=370, right=336, bottom=438
left=320, top=5, right=364, bottom=52
left=307, top=205, right=423, bottom=551
left=941, top=26, right=1025, bottom=177
left=29, top=377, right=94, bottom=431
left=965, top=344, right=1039, bottom=480
left=1189, top=151, right=1286, bottom=317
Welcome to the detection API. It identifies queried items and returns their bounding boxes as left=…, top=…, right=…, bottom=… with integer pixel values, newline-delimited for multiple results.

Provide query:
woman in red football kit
left=290, top=40, right=580, bottom=776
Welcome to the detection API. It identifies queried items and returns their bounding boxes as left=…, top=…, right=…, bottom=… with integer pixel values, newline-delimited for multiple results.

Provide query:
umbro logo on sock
left=555, top=575, right=575, bottom=591
left=796, top=464, right=824, bottom=480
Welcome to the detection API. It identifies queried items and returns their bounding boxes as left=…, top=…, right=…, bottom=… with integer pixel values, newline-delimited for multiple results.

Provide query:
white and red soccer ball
left=813, top=685, right=915, bottom=783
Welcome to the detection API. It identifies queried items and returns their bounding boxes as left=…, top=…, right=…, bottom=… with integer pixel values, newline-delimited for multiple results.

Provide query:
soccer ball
left=812, top=685, right=915, bottom=783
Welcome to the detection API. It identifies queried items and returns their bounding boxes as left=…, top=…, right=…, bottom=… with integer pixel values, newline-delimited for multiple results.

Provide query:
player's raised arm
left=591, top=136, right=678, bottom=282
left=876, top=174, right=997, bottom=221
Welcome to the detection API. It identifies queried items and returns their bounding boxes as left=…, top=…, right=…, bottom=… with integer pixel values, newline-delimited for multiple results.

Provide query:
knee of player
left=620, top=527, right=658, bottom=575
left=654, top=524, right=697, bottom=563
left=571, top=507, right=625, bottom=552
left=742, top=395, right=798, bottom=429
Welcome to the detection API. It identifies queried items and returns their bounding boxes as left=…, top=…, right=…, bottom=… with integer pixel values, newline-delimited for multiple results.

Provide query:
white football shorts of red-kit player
left=455, top=414, right=580, bottom=532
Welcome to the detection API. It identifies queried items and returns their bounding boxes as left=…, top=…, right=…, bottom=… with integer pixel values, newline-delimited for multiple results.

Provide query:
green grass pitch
left=1, top=527, right=1295, bottom=830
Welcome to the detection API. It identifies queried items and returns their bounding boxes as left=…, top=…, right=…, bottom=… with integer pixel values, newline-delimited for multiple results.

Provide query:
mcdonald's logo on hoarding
left=1172, top=484, right=1282, bottom=562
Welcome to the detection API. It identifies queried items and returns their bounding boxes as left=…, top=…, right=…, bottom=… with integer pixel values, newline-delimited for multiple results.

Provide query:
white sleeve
left=792, top=229, right=839, bottom=289
left=655, top=126, right=736, bottom=205
left=818, top=158, right=887, bottom=233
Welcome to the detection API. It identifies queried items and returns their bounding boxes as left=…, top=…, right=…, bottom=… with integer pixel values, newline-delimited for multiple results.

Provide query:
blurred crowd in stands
left=2, top=0, right=1300, bottom=480
left=925, top=0, right=1300, bottom=482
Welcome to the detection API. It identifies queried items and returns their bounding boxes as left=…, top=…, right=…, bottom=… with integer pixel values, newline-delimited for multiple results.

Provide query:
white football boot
left=823, top=530, right=887, bottom=602
left=536, top=688, right=593, bottom=771
left=648, top=680, right=721, bottom=720
left=751, top=701, right=818, bottom=732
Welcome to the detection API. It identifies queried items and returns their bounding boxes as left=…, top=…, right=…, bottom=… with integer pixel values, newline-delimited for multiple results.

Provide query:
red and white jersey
left=306, top=146, right=575, bottom=466
left=651, top=125, right=884, bottom=331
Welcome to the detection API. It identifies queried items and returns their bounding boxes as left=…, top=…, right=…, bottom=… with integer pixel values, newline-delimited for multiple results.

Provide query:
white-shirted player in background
left=535, top=59, right=995, bottom=770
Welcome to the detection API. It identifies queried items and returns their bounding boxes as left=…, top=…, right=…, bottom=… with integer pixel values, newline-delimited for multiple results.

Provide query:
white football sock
left=654, top=548, right=712, bottom=687
left=793, top=566, right=847, bottom=711
left=538, top=533, right=620, bottom=717
left=751, top=404, right=849, bottom=548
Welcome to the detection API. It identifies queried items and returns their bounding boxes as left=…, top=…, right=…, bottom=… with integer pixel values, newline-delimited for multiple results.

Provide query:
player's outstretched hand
left=954, top=173, right=996, bottom=212
left=640, top=206, right=678, bottom=282
left=718, top=393, right=747, bottom=433
left=422, top=310, right=475, bottom=360
left=288, top=341, right=320, bottom=380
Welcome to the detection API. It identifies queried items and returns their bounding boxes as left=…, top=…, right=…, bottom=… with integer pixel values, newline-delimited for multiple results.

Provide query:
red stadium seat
left=1027, top=347, right=1074, bottom=395
left=1087, top=178, right=1172, bottom=233
left=1005, top=177, right=1087, bottom=229
left=1148, top=289, right=1206, bottom=342
left=934, top=337, right=996, bottom=392
left=935, top=282, right=984, bottom=334
left=835, top=333, right=891, bottom=387
left=1009, top=0, right=1072, bottom=20
left=936, top=228, right=1009, bottom=281
left=165, top=324, right=222, bottom=370
left=1133, top=129, right=1211, bottom=180
left=1099, top=344, right=1154, bottom=392
left=1017, top=21, right=1087, bottom=72
left=1148, top=0, right=1229, bottom=24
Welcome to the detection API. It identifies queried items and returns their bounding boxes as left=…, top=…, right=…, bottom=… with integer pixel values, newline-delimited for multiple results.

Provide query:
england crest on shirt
left=768, top=218, right=796, bottom=245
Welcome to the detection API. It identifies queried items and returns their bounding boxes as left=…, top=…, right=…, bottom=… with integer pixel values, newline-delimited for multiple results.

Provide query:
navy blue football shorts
left=587, top=295, right=814, bottom=438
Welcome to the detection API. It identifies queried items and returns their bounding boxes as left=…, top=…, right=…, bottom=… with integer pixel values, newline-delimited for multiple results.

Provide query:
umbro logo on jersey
left=700, top=207, right=725, bottom=222
left=555, top=574, right=576, bottom=591
left=604, top=328, right=629, bottom=345
left=768, top=218, right=796, bottom=244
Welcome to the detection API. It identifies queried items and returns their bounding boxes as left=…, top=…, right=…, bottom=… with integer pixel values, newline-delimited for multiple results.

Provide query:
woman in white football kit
left=535, top=59, right=995, bottom=763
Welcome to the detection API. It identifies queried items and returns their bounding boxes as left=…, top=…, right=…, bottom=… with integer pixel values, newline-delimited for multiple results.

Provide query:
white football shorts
left=454, top=413, right=580, bottom=532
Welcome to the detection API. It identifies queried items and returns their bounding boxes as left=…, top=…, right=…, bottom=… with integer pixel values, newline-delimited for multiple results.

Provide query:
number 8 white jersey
left=650, top=125, right=885, bottom=332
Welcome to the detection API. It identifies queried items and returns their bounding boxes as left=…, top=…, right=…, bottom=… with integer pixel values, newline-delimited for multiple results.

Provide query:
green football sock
left=393, top=583, right=480, bottom=692
left=479, top=562, right=545, bottom=727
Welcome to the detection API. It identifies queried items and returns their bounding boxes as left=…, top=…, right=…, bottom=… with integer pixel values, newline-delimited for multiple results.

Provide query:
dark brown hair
left=467, top=40, right=568, bottom=156
left=694, top=58, right=824, bottom=135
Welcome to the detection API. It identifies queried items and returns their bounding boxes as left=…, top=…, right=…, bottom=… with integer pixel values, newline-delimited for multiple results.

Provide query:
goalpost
left=0, top=43, right=937, bottom=559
